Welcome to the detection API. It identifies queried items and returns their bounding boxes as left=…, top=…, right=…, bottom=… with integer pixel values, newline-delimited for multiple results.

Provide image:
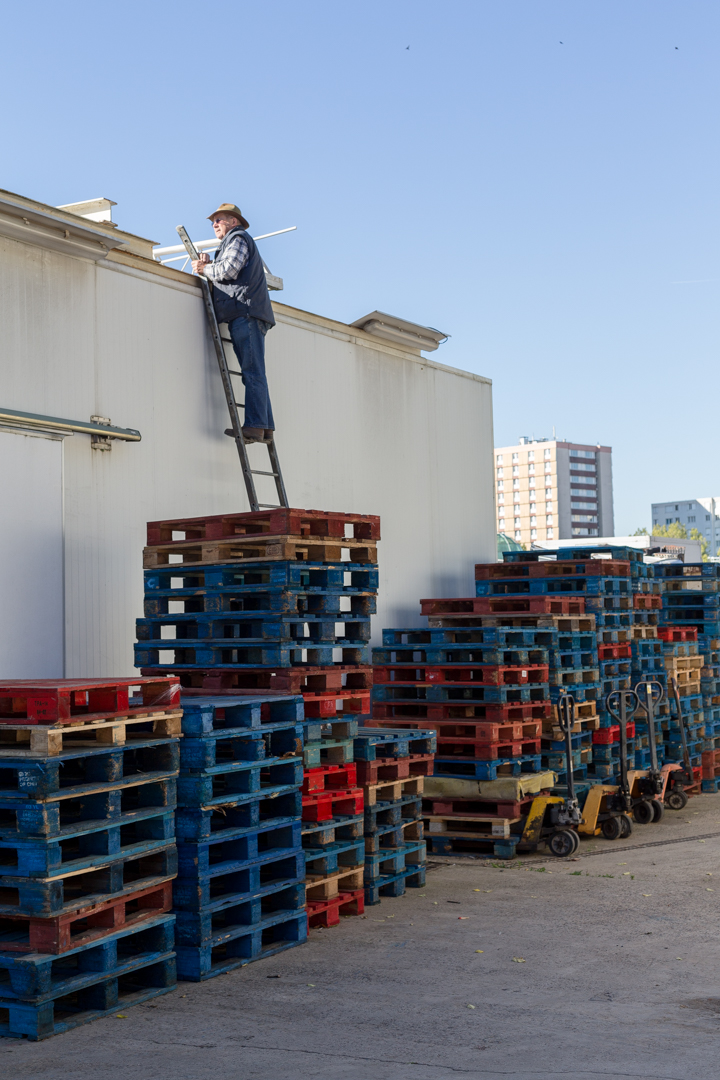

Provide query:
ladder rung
left=227, top=370, right=243, bottom=376
left=258, top=503, right=282, bottom=508
left=251, top=470, right=279, bottom=477
left=233, top=403, right=245, bottom=408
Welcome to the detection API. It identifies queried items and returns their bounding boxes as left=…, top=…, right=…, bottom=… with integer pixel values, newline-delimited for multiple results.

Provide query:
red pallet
left=147, top=508, right=381, bottom=545
left=658, top=627, right=698, bottom=643
left=158, top=665, right=373, bottom=695
left=366, top=717, right=541, bottom=741
left=420, top=597, right=586, bottom=617
left=307, top=888, right=365, bottom=928
left=475, top=560, right=631, bottom=581
left=422, top=793, right=544, bottom=819
left=302, top=763, right=358, bottom=794
left=597, top=643, right=632, bottom=660
left=0, top=881, right=173, bottom=954
left=592, top=723, right=635, bottom=744
left=373, top=665, right=549, bottom=687
left=634, top=595, right=662, bottom=610
left=434, top=737, right=541, bottom=760
left=355, top=754, right=435, bottom=785
left=303, top=691, right=371, bottom=718
left=701, top=749, right=720, bottom=779
left=0, top=677, right=180, bottom=725
left=372, top=701, right=552, bottom=723
left=302, top=787, right=364, bottom=822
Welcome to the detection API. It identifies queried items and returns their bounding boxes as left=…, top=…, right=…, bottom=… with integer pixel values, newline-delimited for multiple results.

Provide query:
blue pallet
left=549, top=682, right=601, bottom=704
left=541, top=750, right=583, bottom=770
left=177, top=820, right=302, bottom=879
left=0, top=915, right=174, bottom=1003
left=552, top=765, right=589, bottom=785
left=632, top=640, right=664, bottom=658
left=598, top=659, right=632, bottom=678
left=381, top=626, right=558, bottom=648
left=176, top=790, right=302, bottom=842
left=176, top=909, right=307, bottom=981
left=144, top=561, right=379, bottom=594
left=179, top=695, right=304, bottom=734
left=0, top=844, right=177, bottom=919
left=364, top=794, right=422, bottom=834
left=364, top=840, right=425, bottom=884
left=701, top=777, right=720, bottom=793
left=474, top=577, right=630, bottom=597
left=593, top=612, right=634, bottom=629
left=631, top=658, right=666, bottom=675
left=372, top=684, right=549, bottom=705
left=353, top=728, right=436, bottom=759
left=136, top=612, right=372, bottom=644
left=372, top=645, right=550, bottom=666
left=0, top=809, right=175, bottom=879
left=0, top=956, right=176, bottom=1040
left=177, top=757, right=303, bottom=809
left=304, top=837, right=365, bottom=877
left=432, top=754, right=543, bottom=781
left=174, top=880, right=303, bottom=948
left=301, top=813, right=364, bottom=848
left=585, top=597, right=634, bottom=614
left=502, top=545, right=645, bottom=567
left=655, top=563, right=720, bottom=581
left=144, top=588, right=376, bottom=619
left=0, top=738, right=179, bottom=803
left=547, top=649, right=598, bottom=669
left=136, top=641, right=370, bottom=668
left=172, top=849, right=305, bottom=912
left=364, top=863, right=426, bottom=905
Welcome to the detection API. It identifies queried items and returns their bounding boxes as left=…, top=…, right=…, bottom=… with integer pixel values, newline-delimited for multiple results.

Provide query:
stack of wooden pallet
left=0, top=676, right=181, bottom=1040
left=136, top=507, right=381, bottom=932
left=173, top=695, right=307, bottom=980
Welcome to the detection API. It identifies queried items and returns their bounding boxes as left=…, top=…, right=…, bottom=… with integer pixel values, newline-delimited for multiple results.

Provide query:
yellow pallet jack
left=626, top=681, right=667, bottom=824
left=578, top=689, right=635, bottom=841
left=516, top=693, right=583, bottom=857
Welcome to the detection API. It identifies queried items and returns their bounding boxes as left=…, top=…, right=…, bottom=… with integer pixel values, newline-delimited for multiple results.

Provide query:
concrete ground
left=8, top=795, right=720, bottom=1080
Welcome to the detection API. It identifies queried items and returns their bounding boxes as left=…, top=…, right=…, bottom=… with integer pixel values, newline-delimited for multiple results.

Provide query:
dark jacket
left=210, top=227, right=275, bottom=326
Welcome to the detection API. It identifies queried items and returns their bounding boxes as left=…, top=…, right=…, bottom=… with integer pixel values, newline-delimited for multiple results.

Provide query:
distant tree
left=652, top=522, right=688, bottom=539
left=633, top=527, right=648, bottom=536
left=689, top=527, right=709, bottom=561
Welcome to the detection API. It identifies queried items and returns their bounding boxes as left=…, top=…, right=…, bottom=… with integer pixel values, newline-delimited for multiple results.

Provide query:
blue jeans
left=228, top=316, right=275, bottom=431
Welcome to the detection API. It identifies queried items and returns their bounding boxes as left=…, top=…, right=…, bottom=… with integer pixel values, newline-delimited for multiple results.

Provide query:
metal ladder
left=176, top=225, right=289, bottom=512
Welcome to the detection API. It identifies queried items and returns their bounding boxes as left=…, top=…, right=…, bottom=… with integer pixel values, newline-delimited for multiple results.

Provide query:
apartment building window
left=496, top=454, right=503, bottom=464
left=528, top=464, right=535, bottom=474
left=544, top=449, right=551, bottom=459
left=688, top=516, right=696, bottom=523
left=530, top=516, right=537, bottom=526
left=499, top=518, right=505, bottom=529
left=544, top=463, right=552, bottom=474
left=512, top=453, right=519, bottom=463
left=545, top=488, right=552, bottom=499
left=572, top=514, right=598, bottom=523
left=528, top=451, right=535, bottom=461
left=496, top=467, right=504, bottom=478
left=707, top=515, right=712, bottom=521
left=514, top=517, right=521, bottom=528
left=653, top=520, right=658, bottom=526
left=529, top=479, right=536, bottom=491
left=688, top=504, right=693, bottom=509
left=497, top=492, right=505, bottom=503
left=497, top=480, right=504, bottom=490
left=675, top=505, right=679, bottom=511
left=530, top=528, right=537, bottom=539
left=666, top=518, right=674, bottom=525
left=514, top=531, right=521, bottom=541
left=513, top=480, right=520, bottom=489
left=547, top=527, right=554, bottom=538
left=512, top=465, right=519, bottom=476
left=530, top=503, right=537, bottom=513
left=546, top=515, right=553, bottom=526
left=570, top=462, right=596, bottom=473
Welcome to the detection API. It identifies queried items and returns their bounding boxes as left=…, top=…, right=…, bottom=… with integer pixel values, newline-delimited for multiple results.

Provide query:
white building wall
left=0, top=214, right=495, bottom=676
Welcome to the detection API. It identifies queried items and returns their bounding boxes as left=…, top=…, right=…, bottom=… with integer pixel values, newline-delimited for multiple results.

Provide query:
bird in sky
left=406, top=45, right=410, bottom=49
left=675, top=46, right=679, bottom=49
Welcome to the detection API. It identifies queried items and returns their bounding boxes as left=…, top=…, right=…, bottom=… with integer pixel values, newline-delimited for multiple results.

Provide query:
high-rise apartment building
left=494, top=437, right=614, bottom=546
left=651, top=497, right=720, bottom=556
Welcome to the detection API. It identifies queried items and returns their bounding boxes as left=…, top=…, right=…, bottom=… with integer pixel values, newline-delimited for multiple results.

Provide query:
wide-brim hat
left=208, top=203, right=249, bottom=230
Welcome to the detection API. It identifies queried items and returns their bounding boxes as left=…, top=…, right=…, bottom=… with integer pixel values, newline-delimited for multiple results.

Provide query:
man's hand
left=192, top=253, right=211, bottom=275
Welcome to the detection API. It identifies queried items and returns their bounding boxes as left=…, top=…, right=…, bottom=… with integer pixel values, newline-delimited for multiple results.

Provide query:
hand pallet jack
left=664, top=675, right=700, bottom=805
left=516, top=693, right=583, bottom=857
left=626, top=681, right=667, bottom=823
left=578, top=689, right=635, bottom=841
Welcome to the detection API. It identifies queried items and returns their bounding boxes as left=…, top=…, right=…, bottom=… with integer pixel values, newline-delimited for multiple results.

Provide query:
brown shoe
left=263, top=429, right=275, bottom=443
left=242, top=427, right=264, bottom=444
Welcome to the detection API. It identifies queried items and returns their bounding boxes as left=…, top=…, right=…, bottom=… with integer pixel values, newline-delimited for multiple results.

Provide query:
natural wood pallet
left=143, top=535, right=378, bottom=568
left=0, top=710, right=182, bottom=757
left=427, top=614, right=597, bottom=632
left=305, top=865, right=364, bottom=902
left=423, top=814, right=518, bottom=838
left=363, top=776, right=424, bottom=806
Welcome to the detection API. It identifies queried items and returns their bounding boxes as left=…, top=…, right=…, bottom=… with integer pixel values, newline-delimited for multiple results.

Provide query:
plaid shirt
left=203, top=231, right=249, bottom=284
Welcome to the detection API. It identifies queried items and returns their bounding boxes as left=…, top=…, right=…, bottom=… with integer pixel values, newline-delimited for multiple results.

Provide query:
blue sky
left=4, top=1, right=718, bottom=534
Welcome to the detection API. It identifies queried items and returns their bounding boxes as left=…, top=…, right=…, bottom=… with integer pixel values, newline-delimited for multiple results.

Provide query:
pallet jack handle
left=557, top=693, right=577, bottom=803
left=669, top=675, right=694, bottom=784
left=634, top=681, right=664, bottom=774
left=605, top=689, right=640, bottom=805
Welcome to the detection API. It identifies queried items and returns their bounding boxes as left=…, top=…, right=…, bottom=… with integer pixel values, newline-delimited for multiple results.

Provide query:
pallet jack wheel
left=547, top=829, right=578, bottom=858
left=651, top=799, right=665, bottom=822
left=665, top=788, right=688, bottom=811
left=601, top=816, right=622, bottom=840
left=633, top=800, right=655, bottom=825
left=569, top=828, right=580, bottom=853
left=619, top=814, right=633, bottom=838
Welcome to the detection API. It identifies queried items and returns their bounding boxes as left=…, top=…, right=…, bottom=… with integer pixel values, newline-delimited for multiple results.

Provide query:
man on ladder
left=192, top=203, right=275, bottom=444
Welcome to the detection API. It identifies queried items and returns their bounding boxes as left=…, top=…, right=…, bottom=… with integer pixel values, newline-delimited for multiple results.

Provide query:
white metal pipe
left=153, top=226, right=296, bottom=260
